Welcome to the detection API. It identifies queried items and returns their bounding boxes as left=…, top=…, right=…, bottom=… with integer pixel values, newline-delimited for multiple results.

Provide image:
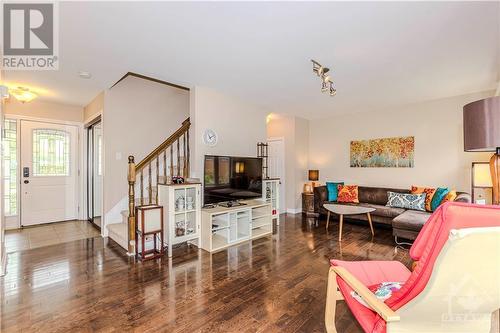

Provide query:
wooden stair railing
left=126, top=117, right=190, bottom=254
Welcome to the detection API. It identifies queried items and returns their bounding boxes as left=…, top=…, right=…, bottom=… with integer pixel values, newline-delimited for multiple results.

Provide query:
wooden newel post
left=128, top=156, right=136, bottom=255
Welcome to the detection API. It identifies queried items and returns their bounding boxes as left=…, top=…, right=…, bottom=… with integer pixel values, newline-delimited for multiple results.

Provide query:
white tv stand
left=201, top=199, right=272, bottom=252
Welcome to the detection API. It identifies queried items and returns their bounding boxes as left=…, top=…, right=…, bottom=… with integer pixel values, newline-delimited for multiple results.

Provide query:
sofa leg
left=394, top=235, right=413, bottom=247
left=325, top=267, right=342, bottom=333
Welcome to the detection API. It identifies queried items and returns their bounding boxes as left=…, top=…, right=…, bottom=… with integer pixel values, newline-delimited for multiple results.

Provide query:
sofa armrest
left=455, top=193, right=471, bottom=203
left=331, top=266, right=401, bottom=322
left=314, top=186, right=328, bottom=213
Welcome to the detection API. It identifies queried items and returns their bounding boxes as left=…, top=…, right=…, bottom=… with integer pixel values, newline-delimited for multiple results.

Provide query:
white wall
left=190, top=86, right=268, bottom=181
left=309, top=91, right=494, bottom=192
left=267, top=114, right=309, bottom=212
left=5, top=98, right=84, bottom=122
left=103, top=76, right=189, bottom=226
left=294, top=117, right=309, bottom=210
left=84, top=91, right=103, bottom=123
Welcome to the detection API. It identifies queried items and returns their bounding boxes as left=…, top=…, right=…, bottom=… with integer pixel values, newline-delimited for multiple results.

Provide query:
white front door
left=20, top=120, right=78, bottom=226
left=267, top=138, right=285, bottom=211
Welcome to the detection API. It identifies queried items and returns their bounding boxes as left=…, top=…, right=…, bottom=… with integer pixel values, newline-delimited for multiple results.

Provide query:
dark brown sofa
left=313, top=185, right=471, bottom=242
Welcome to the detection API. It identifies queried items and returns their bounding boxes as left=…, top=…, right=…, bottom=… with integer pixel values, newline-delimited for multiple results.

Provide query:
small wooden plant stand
left=135, top=205, right=164, bottom=261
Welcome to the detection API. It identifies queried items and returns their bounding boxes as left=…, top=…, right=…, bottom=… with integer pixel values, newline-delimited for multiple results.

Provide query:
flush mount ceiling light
left=9, top=87, right=38, bottom=103
left=311, top=59, right=336, bottom=96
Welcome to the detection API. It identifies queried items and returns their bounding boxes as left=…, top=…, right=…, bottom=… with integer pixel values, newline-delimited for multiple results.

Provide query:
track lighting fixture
left=311, top=59, right=336, bottom=97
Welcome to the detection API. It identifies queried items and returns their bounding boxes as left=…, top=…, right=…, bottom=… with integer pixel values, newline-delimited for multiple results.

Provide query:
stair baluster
left=177, top=138, right=180, bottom=176
left=186, top=130, right=190, bottom=178
left=170, top=145, right=174, bottom=181
left=140, top=170, right=144, bottom=206
left=156, top=156, right=159, bottom=203
left=163, top=150, right=167, bottom=181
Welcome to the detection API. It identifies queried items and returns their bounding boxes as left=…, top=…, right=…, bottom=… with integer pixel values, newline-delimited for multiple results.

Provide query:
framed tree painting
left=350, top=136, right=414, bottom=168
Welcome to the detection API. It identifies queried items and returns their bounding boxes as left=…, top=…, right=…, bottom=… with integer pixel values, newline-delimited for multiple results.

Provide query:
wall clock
left=203, top=128, right=218, bottom=147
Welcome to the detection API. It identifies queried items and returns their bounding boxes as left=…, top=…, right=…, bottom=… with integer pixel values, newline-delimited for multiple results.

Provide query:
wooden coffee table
left=323, top=203, right=376, bottom=241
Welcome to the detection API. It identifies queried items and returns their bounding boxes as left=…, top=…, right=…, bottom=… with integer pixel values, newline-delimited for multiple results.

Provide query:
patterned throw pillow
left=387, top=192, right=426, bottom=211
left=326, top=182, right=344, bottom=201
left=337, top=185, right=359, bottom=203
left=411, top=186, right=436, bottom=212
left=430, top=187, right=449, bottom=211
left=441, top=190, right=457, bottom=204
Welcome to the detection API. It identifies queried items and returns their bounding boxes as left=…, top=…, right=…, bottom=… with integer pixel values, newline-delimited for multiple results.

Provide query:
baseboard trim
left=286, top=208, right=302, bottom=214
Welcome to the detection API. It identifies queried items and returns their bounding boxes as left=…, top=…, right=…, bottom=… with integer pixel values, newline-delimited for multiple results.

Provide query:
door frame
left=5, top=115, right=84, bottom=229
left=85, top=117, right=102, bottom=230
left=267, top=137, right=286, bottom=214
left=84, top=113, right=104, bottom=237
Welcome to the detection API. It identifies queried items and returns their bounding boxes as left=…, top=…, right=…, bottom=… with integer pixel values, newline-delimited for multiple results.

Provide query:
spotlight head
left=321, top=81, right=328, bottom=92
left=329, top=87, right=337, bottom=96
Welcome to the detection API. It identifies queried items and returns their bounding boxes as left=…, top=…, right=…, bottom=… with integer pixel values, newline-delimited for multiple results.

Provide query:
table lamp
left=464, top=96, right=500, bottom=204
left=308, top=169, right=319, bottom=188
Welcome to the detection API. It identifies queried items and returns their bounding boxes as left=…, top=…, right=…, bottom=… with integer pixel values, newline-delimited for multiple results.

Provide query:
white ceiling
left=4, top=1, right=500, bottom=119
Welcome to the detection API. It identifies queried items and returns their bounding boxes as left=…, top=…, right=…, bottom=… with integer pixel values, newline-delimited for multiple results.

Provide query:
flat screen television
left=203, top=155, right=263, bottom=205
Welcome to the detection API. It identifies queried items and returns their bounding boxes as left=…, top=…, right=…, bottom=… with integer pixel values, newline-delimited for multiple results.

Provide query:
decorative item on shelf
left=471, top=162, right=493, bottom=204
left=464, top=96, right=500, bottom=205
left=265, top=185, right=271, bottom=200
left=186, top=196, right=194, bottom=210
left=175, top=220, right=185, bottom=237
left=311, top=59, right=336, bottom=96
left=257, top=142, right=269, bottom=179
left=350, top=136, right=415, bottom=168
left=308, top=169, right=319, bottom=188
left=175, top=196, right=185, bottom=211
left=172, top=176, right=184, bottom=184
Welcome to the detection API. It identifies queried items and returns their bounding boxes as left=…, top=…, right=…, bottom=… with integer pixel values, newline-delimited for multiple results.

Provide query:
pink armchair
left=325, top=202, right=500, bottom=333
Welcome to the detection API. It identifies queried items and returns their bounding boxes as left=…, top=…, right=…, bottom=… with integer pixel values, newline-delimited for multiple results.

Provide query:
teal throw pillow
left=326, top=182, right=344, bottom=202
left=431, top=187, right=449, bottom=211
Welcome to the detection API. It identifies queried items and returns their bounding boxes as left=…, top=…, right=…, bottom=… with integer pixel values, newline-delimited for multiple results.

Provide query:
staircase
left=107, top=118, right=191, bottom=254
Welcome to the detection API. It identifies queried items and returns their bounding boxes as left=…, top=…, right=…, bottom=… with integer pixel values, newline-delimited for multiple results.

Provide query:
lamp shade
left=473, top=163, right=493, bottom=187
left=463, top=96, right=500, bottom=152
left=308, top=169, right=319, bottom=181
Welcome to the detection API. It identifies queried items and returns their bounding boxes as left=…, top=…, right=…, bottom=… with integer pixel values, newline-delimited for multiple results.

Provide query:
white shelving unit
left=201, top=199, right=272, bottom=252
left=158, top=183, right=201, bottom=257
left=263, top=178, right=280, bottom=225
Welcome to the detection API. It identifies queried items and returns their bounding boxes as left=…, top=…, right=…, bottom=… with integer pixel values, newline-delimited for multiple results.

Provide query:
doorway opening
left=267, top=138, right=285, bottom=212
left=87, top=119, right=102, bottom=229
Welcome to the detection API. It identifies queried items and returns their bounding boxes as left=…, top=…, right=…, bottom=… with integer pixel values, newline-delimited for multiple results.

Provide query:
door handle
left=24, top=180, right=29, bottom=184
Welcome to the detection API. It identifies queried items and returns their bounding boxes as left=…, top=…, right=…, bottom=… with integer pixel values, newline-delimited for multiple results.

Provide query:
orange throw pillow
left=441, top=190, right=457, bottom=204
left=411, top=185, right=436, bottom=212
left=337, top=185, right=359, bottom=203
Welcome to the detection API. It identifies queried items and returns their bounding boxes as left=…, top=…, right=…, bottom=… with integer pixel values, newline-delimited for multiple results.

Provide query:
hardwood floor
left=1, top=214, right=412, bottom=332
